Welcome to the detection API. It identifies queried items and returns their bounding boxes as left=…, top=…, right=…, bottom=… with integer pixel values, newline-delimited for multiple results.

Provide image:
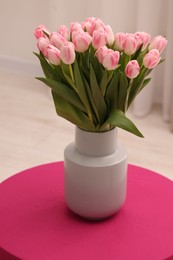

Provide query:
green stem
left=107, top=70, right=114, bottom=85
left=125, top=78, right=133, bottom=112
left=69, top=64, right=75, bottom=82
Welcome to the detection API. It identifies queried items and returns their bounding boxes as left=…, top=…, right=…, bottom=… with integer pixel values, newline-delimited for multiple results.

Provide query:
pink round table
left=0, top=162, right=173, bottom=260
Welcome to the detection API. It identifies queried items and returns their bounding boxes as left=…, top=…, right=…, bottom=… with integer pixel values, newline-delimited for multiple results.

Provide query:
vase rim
left=75, top=126, right=117, bottom=157
left=77, top=126, right=117, bottom=134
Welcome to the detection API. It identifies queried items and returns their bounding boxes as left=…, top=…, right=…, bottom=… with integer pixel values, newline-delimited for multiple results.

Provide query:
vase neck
left=75, top=127, right=118, bottom=157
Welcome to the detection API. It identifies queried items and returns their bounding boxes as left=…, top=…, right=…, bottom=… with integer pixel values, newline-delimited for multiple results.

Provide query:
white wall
left=0, top=0, right=168, bottom=106
left=0, top=0, right=138, bottom=65
left=49, top=0, right=138, bottom=32
left=0, top=0, right=50, bottom=62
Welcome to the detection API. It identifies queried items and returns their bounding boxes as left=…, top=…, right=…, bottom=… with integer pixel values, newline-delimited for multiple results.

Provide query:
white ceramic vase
left=64, top=127, right=128, bottom=219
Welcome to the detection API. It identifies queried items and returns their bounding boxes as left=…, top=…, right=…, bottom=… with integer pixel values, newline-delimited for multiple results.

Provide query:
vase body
left=64, top=127, right=128, bottom=219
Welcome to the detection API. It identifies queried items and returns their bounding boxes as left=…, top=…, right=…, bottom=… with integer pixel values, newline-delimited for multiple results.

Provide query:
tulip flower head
left=143, top=49, right=161, bottom=69
left=37, top=37, right=49, bottom=58
left=125, top=60, right=140, bottom=79
left=72, top=30, right=92, bottom=53
left=60, top=42, right=76, bottom=65
left=57, top=25, right=70, bottom=41
left=134, top=32, right=151, bottom=51
left=50, top=32, right=67, bottom=49
left=102, top=49, right=120, bottom=70
left=34, top=17, right=167, bottom=136
left=123, top=33, right=137, bottom=56
left=34, top=24, right=50, bottom=39
left=92, top=28, right=107, bottom=49
left=114, top=32, right=126, bottom=52
left=47, top=45, right=61, bottom=65
left=148, top=35, right=167, bottom=54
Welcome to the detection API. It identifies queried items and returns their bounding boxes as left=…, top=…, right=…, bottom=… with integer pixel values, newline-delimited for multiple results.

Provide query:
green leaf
left=43, top=30, right=50, bottom=38
left=89, top=46, right=103, bottom=83
left=61, top=63, right=77, bottom=90
left=137, top=48, right=148, bottom=67
left=101, top=109, right=144, bottom=137
left=132, top=45, right=143, bottom=60
left=105, top=70, right=119, bottom=111
left=100, top=70, right=108, bottom=96
left=117, top=71, right=128, bottom=112
left=82, top=76, right=99, bottom=124
left=52, top=91, right=95, bottom=131
left=127, top=67, right=149, bottom=109
left=159, top=58, right=165, bottom=65
left=73, top=60, right=93, bottom=121
left=140, top=78, right=151, bottom=91
left=36, top=77, right=86, bottom=113
left=33, top=52, right=57, bottom=80
left=90, top=63, right=108, bottom=124
left=119, top=53, right=130, bottom=71
left=54, top=66, right=68, bottom=83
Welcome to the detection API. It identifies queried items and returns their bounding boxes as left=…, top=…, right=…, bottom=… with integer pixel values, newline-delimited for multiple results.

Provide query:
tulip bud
left=81, top=20, right=93, bottom=35
left=143, top=49, right=161, bottom=69
left=72, top=30, right=92, bottom=52
left=125, top=60, right=140, bottom=79
left=114, top=32, right=126, bottom=52
left=148, top=35, right=167, bottom=54
left=57, top=25, right=70, bottom=41
left=47, top=45, right=61, bottom=65
left=105, top=25, right=114, bottom=46
left=134, top=32, right=151, bottom=51
left=92, top=28, right=107, bottom=49
left=34, top=25, right=50, bottom=39
left=70, top=22, right=83, bottom=35
left=91, top=18, right=105, bottom=33
left=37, top=37, right=50, bottom=58
left=60, top=42, right=76, bottom=64
left=102, top=50, right=120, bottom=70
left=95, top=46, right=109, bottom=63
left=123, top=34, right=137, bottom=56
left=50, top=32, right=66, bottom=49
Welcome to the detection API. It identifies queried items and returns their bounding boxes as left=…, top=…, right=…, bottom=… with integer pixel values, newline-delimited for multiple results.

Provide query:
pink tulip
left=134, top=32, right=151, bottom=51
left=37, top=37, right=50, bottom=58
left=125, top=60, right=140, bottom=79
left=148, top=35, right=167, bottom=54
left=47, top=45, right=61, bottom=65
left=91, top=18, right=105, bottom=33
left=92, top=28, right=107, bottom=49
left=143, top=49, right=161, bottom=69
left=102, top=50, right=120, bottom=70
left=123, top=34, right=137, bottom=56
left=81, top=20, right=93, bottom=35
left=95, top=46, right=109, bottom=63
left=34, top=25, right=50, bottom=39
left=70, top=22, right=83, bottom=35
left=50, top=32, right=67, bottom=49
left=72, top=30, right=92, bottom=53
left=114, top=32, right=126, bottom=52
left=60, top=42, right=76, bottom=64
left=57, top=25, right=70, bottom=40
left=105, top=25, right=114, bottom=46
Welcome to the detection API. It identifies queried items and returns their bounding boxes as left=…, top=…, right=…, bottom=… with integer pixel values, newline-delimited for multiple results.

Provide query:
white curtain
left=132, top=0, right=173, bottom=123
left=49, top=0, right=173, bottom=122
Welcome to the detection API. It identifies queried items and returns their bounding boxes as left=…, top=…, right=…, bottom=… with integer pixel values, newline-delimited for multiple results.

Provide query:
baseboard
left=0, top=55, right=43, bottom=76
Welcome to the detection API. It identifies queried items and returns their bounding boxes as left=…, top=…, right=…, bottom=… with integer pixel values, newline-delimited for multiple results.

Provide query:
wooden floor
left=0, top=70, right=173, bottom=182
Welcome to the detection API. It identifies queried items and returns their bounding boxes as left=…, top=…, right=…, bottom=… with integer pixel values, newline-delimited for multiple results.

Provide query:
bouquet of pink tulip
left=34, top=17, right=167, bottom=137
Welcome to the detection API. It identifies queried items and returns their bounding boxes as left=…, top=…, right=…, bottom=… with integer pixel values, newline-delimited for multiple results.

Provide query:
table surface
left=0, top=162, right=173, bottom=260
